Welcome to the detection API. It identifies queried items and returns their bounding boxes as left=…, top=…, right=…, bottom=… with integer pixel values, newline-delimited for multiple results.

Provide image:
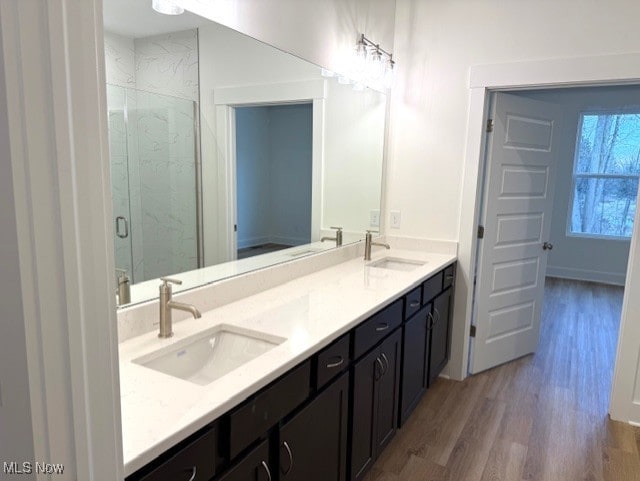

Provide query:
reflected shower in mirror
left=103, top=0, right=387, bottom=306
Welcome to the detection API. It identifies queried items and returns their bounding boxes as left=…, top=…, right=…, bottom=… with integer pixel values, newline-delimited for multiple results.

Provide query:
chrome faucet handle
left=160, top=277, right=182, bottom=287
left=330, top=226, right=343, bottom=231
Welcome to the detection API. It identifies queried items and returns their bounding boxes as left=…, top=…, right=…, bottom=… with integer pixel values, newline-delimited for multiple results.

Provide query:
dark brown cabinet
left=350, top=329, right=401, bottom=481
left=399, top=306, right=429, bottom=425
left=280, top=372, right=349, bottom=481
left=428, top=289, right=452, bottom=386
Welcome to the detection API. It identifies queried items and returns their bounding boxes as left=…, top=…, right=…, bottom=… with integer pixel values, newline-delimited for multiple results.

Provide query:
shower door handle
left=116, top=216, right=129, bottom=239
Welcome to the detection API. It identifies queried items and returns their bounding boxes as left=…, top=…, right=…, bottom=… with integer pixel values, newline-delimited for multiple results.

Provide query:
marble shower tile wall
left=104, top=32, right=136, bottom=89
left=134, top=30, right=199, bottom=102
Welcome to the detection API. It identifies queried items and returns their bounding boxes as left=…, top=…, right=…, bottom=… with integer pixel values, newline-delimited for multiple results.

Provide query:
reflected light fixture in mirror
left=152, top=0, right=184, bottom=15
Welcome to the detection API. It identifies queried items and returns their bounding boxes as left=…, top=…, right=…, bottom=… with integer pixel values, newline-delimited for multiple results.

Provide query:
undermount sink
left=133, top=325, right=286, bottom=386
left=368, top=257, right=426, bottom=272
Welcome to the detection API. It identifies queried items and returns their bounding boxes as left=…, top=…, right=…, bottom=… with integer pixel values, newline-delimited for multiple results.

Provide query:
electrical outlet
left=370, top=209, right=380, bottom=227
left=390, top=210, right=401, bottom=229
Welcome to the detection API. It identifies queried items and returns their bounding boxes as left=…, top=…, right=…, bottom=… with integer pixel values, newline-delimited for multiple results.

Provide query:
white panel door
left=470, top=92, right=563, bottom=374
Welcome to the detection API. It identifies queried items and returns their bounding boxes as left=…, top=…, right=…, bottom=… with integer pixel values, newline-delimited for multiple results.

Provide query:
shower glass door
left=106, top=84, right=200, bottom=285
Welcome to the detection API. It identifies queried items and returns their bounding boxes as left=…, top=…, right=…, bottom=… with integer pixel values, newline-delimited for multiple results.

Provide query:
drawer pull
left=184, top=466, right=197, bottom=481
left=326, top=356, right=344, bottom=369
left=261, top=461, right=272, bottom=481
left=381, top=353, right=390, bottom=375
left=445, top=275, right=454, bottom=280
left=281, top=441, right=294, bottom=475
left=409, top=301, right=420, bottom=308
left=375, top=323, right=390, bottom=332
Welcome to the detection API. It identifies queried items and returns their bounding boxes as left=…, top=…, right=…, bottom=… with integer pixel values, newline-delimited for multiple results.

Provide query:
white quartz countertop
left=119, top=248, right=457, bottom=476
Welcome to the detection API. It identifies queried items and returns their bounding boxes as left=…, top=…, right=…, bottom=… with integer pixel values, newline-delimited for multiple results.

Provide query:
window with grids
left=569, top=112, right=640, bottom=239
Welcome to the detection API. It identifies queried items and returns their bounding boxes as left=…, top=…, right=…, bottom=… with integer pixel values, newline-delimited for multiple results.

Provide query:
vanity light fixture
left=152, top=0, right=184, bottom=15
left=331, top=33, right=395, bottom=91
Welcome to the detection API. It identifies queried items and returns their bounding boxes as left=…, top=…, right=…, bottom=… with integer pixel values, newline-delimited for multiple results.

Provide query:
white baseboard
left=546, top=265, right=626, bottom=286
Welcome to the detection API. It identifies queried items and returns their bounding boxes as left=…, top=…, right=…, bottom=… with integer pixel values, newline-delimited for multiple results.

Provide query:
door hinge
left=470, top=325, right=477, bottom=337
left=486, top=118, right=494, bottom=133
left=477, top=225, right=485, bottom=239
left=234, top=224, right=237, bottom=232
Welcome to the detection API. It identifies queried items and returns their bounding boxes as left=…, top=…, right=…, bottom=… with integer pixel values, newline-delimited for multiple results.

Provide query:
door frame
left=455, top=53, right=640, bottom=423
left=211, top=80, right=326, bottom=262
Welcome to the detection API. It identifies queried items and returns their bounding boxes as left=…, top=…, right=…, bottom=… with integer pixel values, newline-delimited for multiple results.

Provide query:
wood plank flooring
left=364, top=278, right=640, bottom=481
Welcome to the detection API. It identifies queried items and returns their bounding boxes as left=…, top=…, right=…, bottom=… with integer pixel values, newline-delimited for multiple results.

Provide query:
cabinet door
left=217, top=439, right=271, bottom=481
left=375, top=329, right=401, bottom=453
left=280, top=372, right=349, bottom=481
left=400, top=307, right=428, bottom=426
left=350, top=347, right=381, bottom=481
left=428, top=289, right=452, bottom=386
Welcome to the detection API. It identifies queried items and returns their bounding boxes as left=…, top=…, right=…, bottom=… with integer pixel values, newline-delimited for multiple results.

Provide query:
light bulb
left=152, top=0, right=184, bottom=15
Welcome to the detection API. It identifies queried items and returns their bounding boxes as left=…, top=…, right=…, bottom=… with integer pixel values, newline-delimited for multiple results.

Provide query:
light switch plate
left=370, top=209, right=380, bottom=227
left=390, top=210, right=401, bottom=229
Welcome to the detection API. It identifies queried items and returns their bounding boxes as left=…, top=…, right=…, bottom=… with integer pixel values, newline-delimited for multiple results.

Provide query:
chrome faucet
left=321, top=226, right=343, bottom=247
left=364, top=230, right=390, bottom=261
left=158, top=277, right=202, bottom=338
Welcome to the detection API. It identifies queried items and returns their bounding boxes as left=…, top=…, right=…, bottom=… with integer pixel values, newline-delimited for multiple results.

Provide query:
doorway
left=470, top=85, right=640, bottom=409
left=234, top=103, right=314, bottom=260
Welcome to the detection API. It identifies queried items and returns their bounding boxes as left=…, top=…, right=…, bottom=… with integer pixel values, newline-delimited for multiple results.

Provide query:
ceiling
left=103, top=0, right=209, bottom=38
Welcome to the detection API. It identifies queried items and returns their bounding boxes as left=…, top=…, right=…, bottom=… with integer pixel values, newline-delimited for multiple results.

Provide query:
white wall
left=180, top=0, right=395, bottom=77
left=516, top=86, right=640, bottom=286
left=0, top=24, right=36, bottom=474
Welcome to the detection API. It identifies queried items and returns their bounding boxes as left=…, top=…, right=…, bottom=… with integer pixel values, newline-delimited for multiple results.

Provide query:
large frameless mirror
left=103, top=0, right=387, bottom=306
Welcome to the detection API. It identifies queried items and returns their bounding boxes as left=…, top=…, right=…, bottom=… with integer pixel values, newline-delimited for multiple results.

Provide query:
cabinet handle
left=445, top=274, right=454, bottom=282
left=376, top=323, right=389, bottom=332
left=381, top=353, right=390, bottom=375
left=374, top=356, right=384, bottom=380
left=434, top=308, right=441, bottom=326
left=281, top=441, right=293, bottom=475
left=409, top=301, right=420, bottom=308
left=326, top=356, right=344, bottom=369
left=261, top=461, right=272, bottom=481
left=427, top=312, right=435, bottom=330
left=183, top=466, right=196, bottom=481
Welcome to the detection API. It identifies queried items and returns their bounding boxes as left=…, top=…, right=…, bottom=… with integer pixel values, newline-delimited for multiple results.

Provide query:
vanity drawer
left=443, top=264, right=456, bottom=289
left=135, top=427, right=217, bottom=481
left=422, top=272, right=443, bottom=305
left=229, top=361, right=310, bottom=459
left=353, top=299, right=402, bottom=359
left=404, top=287, right=422, bottom=320
left=315, top=334, right=350, bottom=390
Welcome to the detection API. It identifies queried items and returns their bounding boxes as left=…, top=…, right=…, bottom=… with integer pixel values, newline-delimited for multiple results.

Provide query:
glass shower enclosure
left=106, top=84, right=202, bottom=285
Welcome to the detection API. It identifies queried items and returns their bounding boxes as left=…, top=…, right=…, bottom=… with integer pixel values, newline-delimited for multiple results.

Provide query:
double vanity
left=119, top=244, right=457, bottom=481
